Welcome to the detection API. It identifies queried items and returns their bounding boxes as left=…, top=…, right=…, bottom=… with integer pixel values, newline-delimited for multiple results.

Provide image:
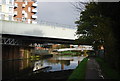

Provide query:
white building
left=0, top=0, right=14, bottom=21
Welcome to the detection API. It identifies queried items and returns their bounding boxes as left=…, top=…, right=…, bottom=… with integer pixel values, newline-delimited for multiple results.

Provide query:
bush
left=95, top=57, right=120, bottom=79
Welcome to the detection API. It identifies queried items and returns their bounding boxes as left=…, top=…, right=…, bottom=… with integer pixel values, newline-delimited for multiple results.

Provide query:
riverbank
left=2, top=54, right=53, bottom=61
left=30, top=54, right=53, bottom=60
left=67, top=58, right=88, bottom=81
left=10, top=69, right=74, bottom=80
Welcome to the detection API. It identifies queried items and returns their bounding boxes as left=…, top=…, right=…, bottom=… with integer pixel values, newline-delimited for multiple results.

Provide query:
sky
left=36, top=0, right=119, bottom=27
left=37, top=2, right=81, bottom=27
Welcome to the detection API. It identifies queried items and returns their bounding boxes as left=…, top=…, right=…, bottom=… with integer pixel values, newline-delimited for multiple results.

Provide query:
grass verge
left=67, top=57, right=88, bottom=81
left=95, top=57, right=120, bottom=79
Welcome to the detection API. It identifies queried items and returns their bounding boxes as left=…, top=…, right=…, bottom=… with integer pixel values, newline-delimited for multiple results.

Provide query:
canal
left=2, top=55, right=85, bottom=80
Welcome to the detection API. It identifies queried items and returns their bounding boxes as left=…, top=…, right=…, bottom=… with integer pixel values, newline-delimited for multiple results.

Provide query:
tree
left=75, top=2, right=105, bottom=47
left=75, top=2, right=120, bottom=72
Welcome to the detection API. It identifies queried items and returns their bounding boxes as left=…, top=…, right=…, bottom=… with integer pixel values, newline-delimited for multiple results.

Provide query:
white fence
left=57, top=47, right=93, bottom=52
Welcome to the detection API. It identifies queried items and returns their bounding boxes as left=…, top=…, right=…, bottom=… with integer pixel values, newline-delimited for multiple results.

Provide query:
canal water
left=2, top=55, right=85, bottom=80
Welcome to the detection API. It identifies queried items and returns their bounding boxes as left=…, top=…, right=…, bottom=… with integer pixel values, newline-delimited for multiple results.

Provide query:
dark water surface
left=2, top=55, right=85, bottom=80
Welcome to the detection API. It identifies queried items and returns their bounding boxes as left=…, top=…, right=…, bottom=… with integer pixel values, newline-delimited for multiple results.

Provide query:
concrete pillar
left=26, top=49, right=29, bottom=58
left=6, top=46, right=12, bottom=60
left=20, top=48, right=24, bottom=59
left=83, top=50, right=88, bottom=56
left=2, top=45, right=8, bottom=60
left=3, top=46, right=33, bottom=60
left=61, top=63, right=64, bottom=70
left=8, top=46, right=13, bottom=60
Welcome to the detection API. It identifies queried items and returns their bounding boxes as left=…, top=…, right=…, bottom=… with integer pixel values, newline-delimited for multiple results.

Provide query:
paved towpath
left=85, top=57, right=104, bottom=79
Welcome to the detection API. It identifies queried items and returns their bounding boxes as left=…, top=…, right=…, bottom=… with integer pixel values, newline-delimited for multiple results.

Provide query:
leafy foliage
left=75, top=2, right=120, bottom=72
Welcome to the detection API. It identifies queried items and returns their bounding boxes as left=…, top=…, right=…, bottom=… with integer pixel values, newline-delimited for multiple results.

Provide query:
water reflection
left=2, top=55, right=85, bottom=80
left=33, top=60, right=43, bottom=71
left=2, top=59, right=32, bottom=80
left=32, top=55, right=85, bottom=72
left=33, top=60, right=52, bottom=72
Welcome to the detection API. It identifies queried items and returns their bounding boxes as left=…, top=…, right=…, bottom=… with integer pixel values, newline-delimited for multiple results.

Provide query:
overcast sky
left=37, top=2, right=81, bottom=27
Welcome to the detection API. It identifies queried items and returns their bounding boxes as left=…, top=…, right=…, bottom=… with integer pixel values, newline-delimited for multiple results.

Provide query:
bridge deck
left=0, top=20, right=77, bottom=40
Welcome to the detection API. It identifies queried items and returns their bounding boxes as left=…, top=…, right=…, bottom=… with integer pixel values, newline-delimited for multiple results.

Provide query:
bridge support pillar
left=19, top=47, right=33, bottom=59
left=2, top=45, right=20, bottom=60
left=2, top=45, right=33, bottom=60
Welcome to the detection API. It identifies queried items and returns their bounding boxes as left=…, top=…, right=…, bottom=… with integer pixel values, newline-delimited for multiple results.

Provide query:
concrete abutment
left=2, top=45, right=33, bottom=61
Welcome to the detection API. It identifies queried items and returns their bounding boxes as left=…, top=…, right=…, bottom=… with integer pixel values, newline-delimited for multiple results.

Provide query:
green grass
left=95, top=57, right=120, bottom=79
left=59, top=51, right=81, bottom=56
left=67, top=58, right=88, bottom=81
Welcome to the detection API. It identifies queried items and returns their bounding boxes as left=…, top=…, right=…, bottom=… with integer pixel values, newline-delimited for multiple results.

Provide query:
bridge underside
left=2, top=34, right=75, bottom=46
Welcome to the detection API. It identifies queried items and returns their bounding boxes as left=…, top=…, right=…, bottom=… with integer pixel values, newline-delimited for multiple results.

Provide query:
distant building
left=0, top=0, right=14, bottom=21
left=0, top=0, right=37, bottom=24
left=14, top=0, right=37, bottom=24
